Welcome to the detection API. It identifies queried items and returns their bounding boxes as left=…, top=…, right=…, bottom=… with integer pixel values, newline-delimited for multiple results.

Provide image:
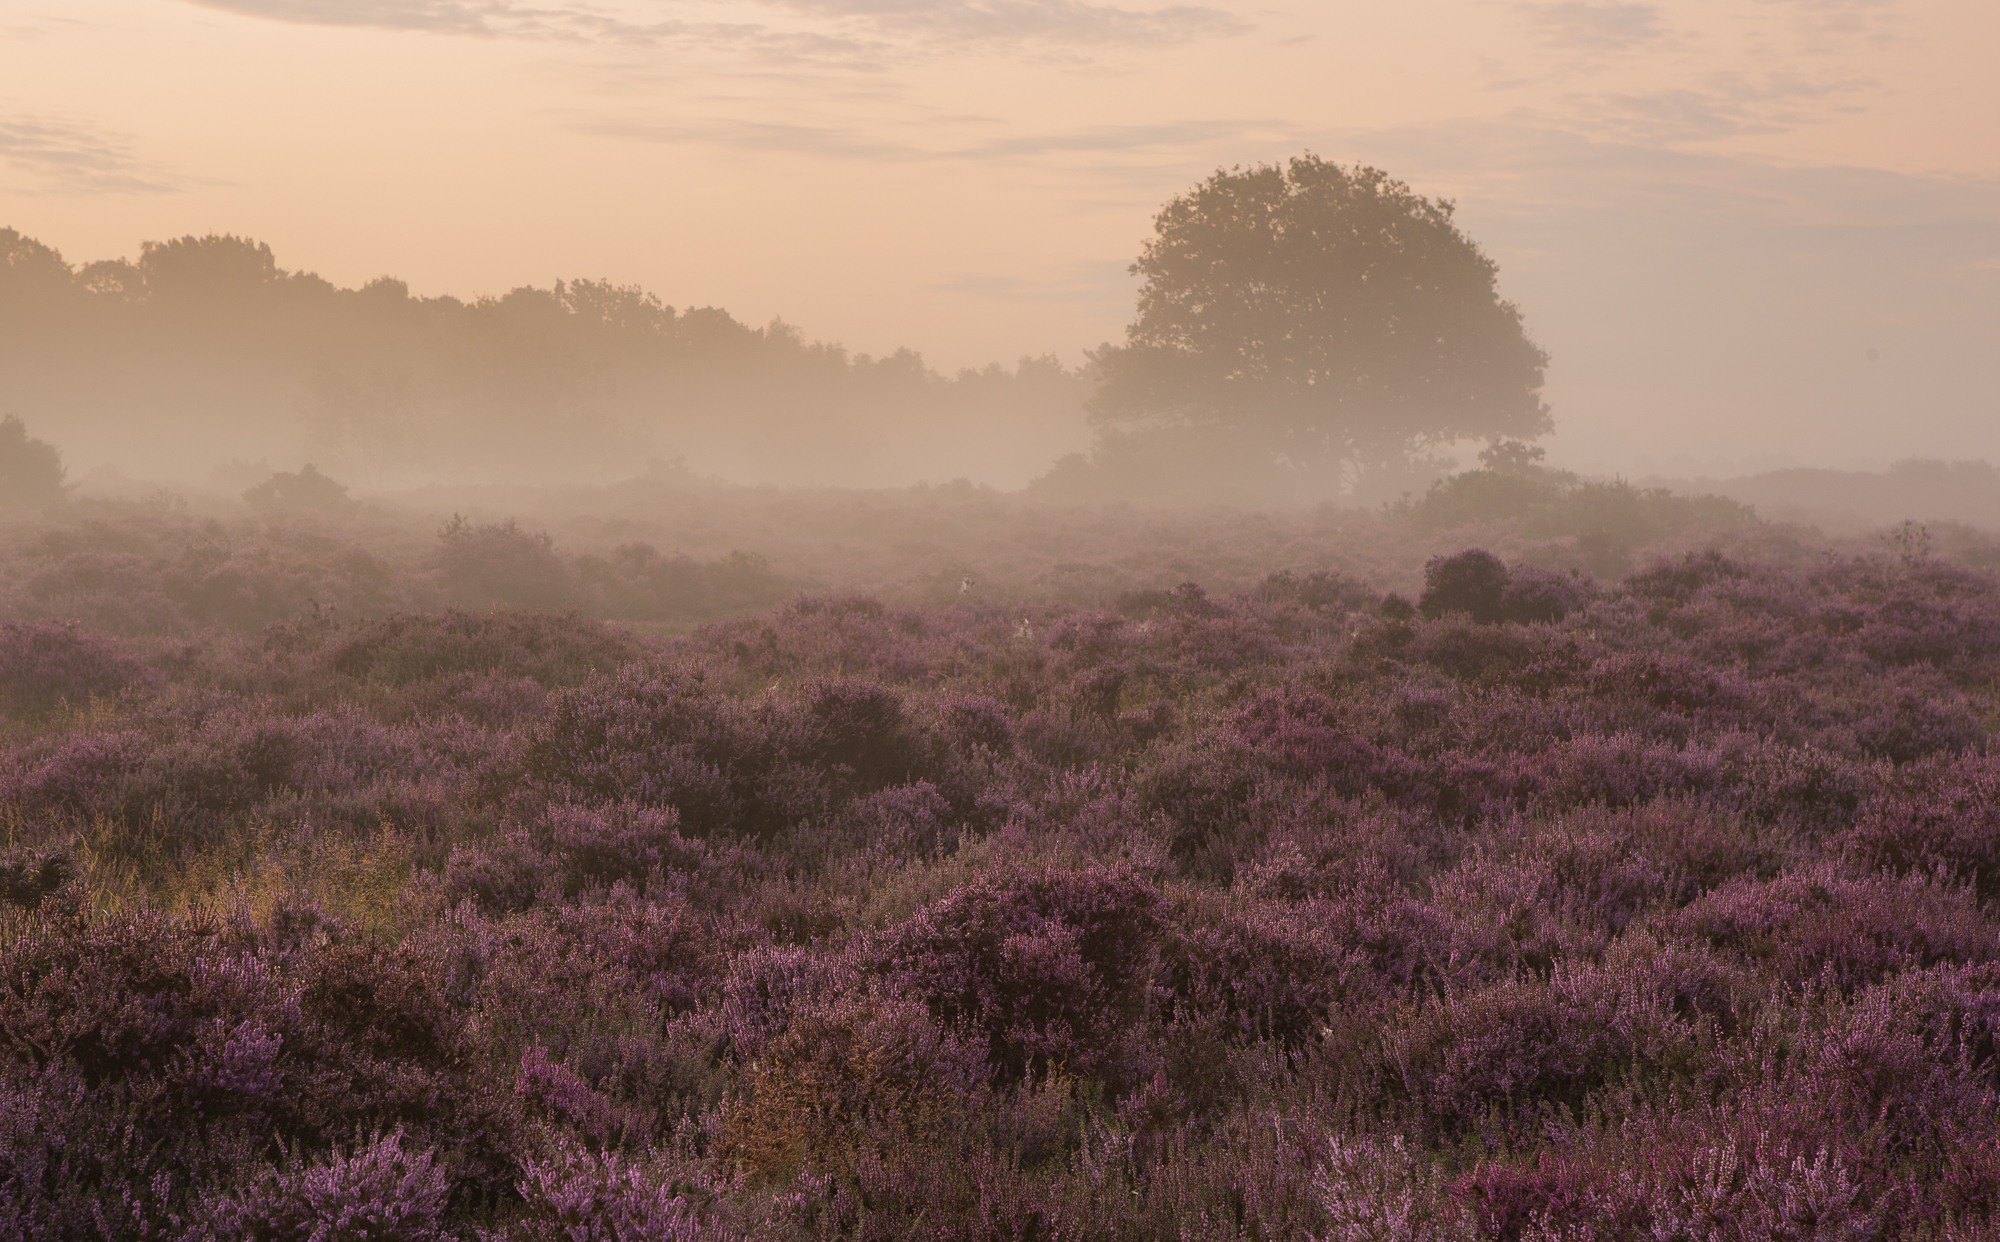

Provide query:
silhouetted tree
left=242, top=463, right=353, bottom=514
left=0, top=228, right=1092, bottom=487
left=136, top=234, right=280, bottom=305
left=0, top=230, right=73, bottom=312
left=0, top=415, right=68, bottom=508
left=1090, top=155, right=1550, bottom=497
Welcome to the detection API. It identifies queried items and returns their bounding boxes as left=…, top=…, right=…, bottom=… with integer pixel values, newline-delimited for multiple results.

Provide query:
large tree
left=1089, top=155, right=1551, bottom=495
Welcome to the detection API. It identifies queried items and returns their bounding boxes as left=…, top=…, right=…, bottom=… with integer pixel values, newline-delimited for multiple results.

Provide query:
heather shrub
left=1583, top=652, right=1757, bottom=724
left=1718, top=733, right=1880, bottom=835
left=1841, top=666, right=1985, bottom=764
left=1253, top=567, right=1379, bottom=613
left=1377, top=970, right=1648, bottom=1138
left=477, top=894, right=741, bottom=1045
left=446, top=801, right=709, bottom=911
left=90, top=705, right=404, bottom=839
left=525, top=660, right=747, bottom=831
left=0, top=906, right=207, bottom=1088
left=1015, top=665, right=1142, bottom=769
left=1416, top=851, right=1611, bottom=976
left=194, top=1129, right=450, bottom=1242
left=1624, top=549, right=1749, bottom=619
left=5, top=507, right=2000, bottom=1234
left=577, top=541, right=790, bottom=624
left=720, top=989, right=984, bottom=1181
left=1159, top=892, right=1382, bottom=1044
left=1134, top=734, right=1266, bottom=873
left=704, top=593, right=936, bottom=683
left=1530, top=733, right=1720, bottom=811
left=1311, top=1133, right=1472, bottom=1240
left=0, top=620, right=157, bottom=719
left=300, top=937, right=467, bottom=1063
left=541, top=801, right=710, bottom=901
left=874, top=862, right=1161, bottom=1086
left=1484, top=826, right=1675, bottom=936
left=1534, top=800, right=1773, bottom=914
left=715, top=942, right=868, bottom=1059
left=1805, top=965, right=2000, bottom=1144
left=836, top=781, right=953, bottom=863
left=1842, top=753, right=2000, bottom=897
left=1405, top=618, right=1545, bottom=686
left=434, top=516, right=577, bottom=611
left=489, top=1140, right=727, bottom=1241
left=1293, top=891, right=1509, bottom=996
left=1858, top=579, right=2000, bottom=674
left=0, top=906, right=514, bottom=1224
left=1656, top=866, right=1999, bottom=992
left=1235, top=800, right=1439, bottom=900
left=513, top=1043, right=662, bottom=1153
left=1160, top=597, right=1285, bottom=672
left=328, top=609, right=643, bottom=688
left=925, top=691, right=1016, bottom=757
left=1230, top=686, right=1381, bottom=793
left=23, top=549, right=183, bottom=632
left=1418, top=549, right=1509, bottom=623
left=1497, top=563, right=1593, bottom=624
left=389, top=669, right=550, bottom=728
left=241, top=462, right=354, bottom=513
left=791, top=676, right=921, bottom=795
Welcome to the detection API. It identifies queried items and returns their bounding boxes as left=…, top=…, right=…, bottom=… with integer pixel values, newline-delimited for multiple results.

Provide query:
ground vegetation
left=4, top=487, right=2000, bottom=1236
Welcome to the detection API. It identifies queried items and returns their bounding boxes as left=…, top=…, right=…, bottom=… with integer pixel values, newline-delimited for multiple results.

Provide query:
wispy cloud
left=1550, top=70, right=1865, bottom=145
left=0, top=112, right=176, bottom=194
left=180, top=0, right=1245, bottom=57
left=185, top=0, right=502, bottom=35
left=1515, top=2, right=1663, bottom=51
left=1488, top=0, right=1906, bottom=148
left=574, top=114, right=920, bottom=159
left=571, top=112, right=1297, bottom=169
left=1325, top=117, right=2000, bottom=234
left=765, top=0, right=1244, bottom=47
left=183, top=1, right=811, bottom=50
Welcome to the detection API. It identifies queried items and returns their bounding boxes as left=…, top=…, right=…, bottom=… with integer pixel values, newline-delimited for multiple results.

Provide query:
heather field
left=6, top=492, right=2000, bottom=1240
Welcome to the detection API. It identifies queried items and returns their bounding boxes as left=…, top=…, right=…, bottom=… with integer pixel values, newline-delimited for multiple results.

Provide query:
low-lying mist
left=9, top=223, right=2000, bottom=541
left=0, top=230, right=1092, bottom=492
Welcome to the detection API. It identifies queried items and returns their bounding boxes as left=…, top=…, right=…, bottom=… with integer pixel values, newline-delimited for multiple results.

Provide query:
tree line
left=3, top=154, right=1550, bottom=501
left=0, top=230, right=1088, bottom=489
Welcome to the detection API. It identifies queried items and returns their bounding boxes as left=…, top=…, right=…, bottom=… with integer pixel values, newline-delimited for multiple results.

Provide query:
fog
left=7, top=217, right=2000, bottom=541
left=0, top=230, right=1093, bottom=493
left=3, top=0, right=1996, bottom=529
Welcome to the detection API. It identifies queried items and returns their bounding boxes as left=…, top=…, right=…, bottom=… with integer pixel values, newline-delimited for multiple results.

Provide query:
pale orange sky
left=3, top=0, right=1996, bottom=475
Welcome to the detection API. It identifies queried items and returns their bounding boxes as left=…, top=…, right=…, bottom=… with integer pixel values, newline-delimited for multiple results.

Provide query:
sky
left=2, top=0, right=1996, bottom=478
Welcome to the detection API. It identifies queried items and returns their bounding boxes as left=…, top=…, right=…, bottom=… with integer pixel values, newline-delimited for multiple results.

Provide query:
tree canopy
left=0, top=230, right=1090, bottom=489
left=1089, top=155, right=1551, bottom=496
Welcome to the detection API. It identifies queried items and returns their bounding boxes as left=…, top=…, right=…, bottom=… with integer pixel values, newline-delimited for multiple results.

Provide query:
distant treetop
left=1088, top=155, right=1551, bottom=499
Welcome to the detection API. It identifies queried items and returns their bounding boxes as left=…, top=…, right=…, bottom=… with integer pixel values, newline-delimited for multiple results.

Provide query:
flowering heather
left=3, top=512, right=2000, bottom=1237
